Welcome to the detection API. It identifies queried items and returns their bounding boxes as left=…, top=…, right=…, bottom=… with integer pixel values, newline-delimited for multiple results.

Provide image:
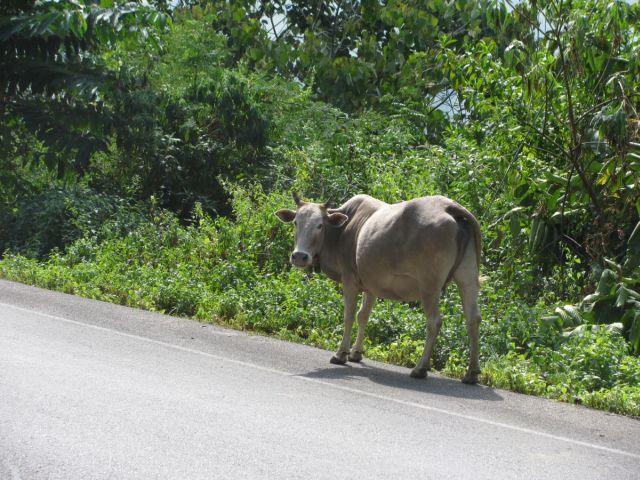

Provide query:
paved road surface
left=1, top=279, right=639, bottom=479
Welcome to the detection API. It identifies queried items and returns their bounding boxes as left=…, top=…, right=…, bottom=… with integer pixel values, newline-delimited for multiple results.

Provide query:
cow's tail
left=445, top=203, right=482, bottom=286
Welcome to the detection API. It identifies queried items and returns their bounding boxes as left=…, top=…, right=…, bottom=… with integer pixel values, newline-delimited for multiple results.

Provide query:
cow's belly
left=363, top=273, right=421, bottom=301
left=355, top=212, right=429, bottom=301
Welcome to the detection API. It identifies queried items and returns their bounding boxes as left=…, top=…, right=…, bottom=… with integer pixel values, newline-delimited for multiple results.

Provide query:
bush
left=479, top=326, right=638, bottom=413
left=1, top=186, right=147, bottom=259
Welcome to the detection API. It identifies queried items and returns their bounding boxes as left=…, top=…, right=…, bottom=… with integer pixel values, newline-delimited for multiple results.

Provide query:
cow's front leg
left=348, top=292, right=376, bottom=362
left=330, top=283, right=359, bottom=365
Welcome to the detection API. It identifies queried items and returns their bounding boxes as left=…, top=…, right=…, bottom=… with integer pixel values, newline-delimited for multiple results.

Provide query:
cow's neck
left=317, top=198, right=374, bottom=285
left=317, top=226, right=344, bottom=283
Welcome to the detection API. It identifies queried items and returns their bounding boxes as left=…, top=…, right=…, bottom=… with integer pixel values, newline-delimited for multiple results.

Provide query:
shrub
left=1, top=186, right=146, bottom=259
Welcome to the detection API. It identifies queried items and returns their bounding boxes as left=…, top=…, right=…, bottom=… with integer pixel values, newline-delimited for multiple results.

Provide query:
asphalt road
left=1, top=279, right=639, bottom=479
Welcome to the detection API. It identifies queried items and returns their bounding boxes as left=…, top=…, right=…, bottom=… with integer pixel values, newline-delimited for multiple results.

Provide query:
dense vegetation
left=1, top=0, right=639, bottom=416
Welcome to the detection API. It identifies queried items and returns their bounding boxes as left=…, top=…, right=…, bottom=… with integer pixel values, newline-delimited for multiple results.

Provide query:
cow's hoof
left=330, top=352, right=348, bottom=365
left=410, top=367, right=428, bottom=379
left=348, top=351, right=363, bottom=362
left=462, top=370, right=480, bottom=385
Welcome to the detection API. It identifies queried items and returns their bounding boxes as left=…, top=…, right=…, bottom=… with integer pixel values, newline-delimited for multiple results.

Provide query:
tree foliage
left=1, top=0, right=170, bottom=175
left=201, top=0, right=532, bottom=139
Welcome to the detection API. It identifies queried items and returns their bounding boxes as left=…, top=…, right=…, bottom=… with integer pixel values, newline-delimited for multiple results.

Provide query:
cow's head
left=275, top=193, right=348, bottom=268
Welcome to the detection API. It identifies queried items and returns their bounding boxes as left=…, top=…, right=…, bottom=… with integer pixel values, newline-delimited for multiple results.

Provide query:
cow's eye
left=317, top=224, right=323, bottom=230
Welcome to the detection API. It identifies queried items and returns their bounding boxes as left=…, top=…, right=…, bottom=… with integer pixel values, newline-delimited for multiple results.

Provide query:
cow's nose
left=291, top=251, right=309, bottom=266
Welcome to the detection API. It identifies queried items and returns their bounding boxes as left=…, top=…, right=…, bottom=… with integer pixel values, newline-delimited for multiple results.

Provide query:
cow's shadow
left=299, top=362, right=503, bottom=401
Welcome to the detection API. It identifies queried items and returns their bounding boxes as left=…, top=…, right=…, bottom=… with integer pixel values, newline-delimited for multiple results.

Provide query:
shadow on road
left=299, top=362, right=503, bottom=401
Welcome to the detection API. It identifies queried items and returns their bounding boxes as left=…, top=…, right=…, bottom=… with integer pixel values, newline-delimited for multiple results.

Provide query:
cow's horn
left=292, top=192, right=303, bottom=206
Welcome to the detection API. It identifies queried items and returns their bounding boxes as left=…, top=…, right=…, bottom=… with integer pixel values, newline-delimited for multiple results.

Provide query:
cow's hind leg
left=411, top=289, right=442, bottom=379
left=348, top=292, right=376, bottom=362
left=458, top=278, right=482, bottom=384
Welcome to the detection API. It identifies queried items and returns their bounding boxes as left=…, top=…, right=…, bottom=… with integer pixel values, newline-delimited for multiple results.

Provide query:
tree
left=197, top=0, right=529, bottom=141
left=0, top=0, right=170, bottom=175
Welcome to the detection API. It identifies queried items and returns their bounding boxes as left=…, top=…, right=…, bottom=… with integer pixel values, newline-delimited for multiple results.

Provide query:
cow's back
left=355, top=196, right=462, bottom=301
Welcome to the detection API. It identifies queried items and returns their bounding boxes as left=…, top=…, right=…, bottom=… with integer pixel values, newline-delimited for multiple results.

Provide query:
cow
left=275, top=193, right=482, bottom=384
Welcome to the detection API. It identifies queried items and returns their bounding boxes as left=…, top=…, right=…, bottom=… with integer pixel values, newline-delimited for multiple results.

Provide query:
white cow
left=276, top=193, right=482, bottom=383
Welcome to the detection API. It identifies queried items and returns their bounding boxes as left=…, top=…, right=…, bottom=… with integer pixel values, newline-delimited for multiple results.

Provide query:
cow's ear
left=275, top=209, right=296, bottom=223
left=327, top=212, right=348, bottom=227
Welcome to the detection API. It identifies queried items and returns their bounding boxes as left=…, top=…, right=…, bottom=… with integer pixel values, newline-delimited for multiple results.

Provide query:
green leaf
left=555, top=305, right=583, bottom=328
left=629, top=312, right=640, bottom=354
left=616, top=286, right=632, bottom=308
left=597, top=269, right=618, bottom=296
left=624, top=220, right=640, bottom=272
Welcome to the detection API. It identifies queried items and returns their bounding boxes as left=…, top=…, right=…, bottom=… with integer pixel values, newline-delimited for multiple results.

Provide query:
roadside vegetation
left=1, top=0, right=639, bottom=416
